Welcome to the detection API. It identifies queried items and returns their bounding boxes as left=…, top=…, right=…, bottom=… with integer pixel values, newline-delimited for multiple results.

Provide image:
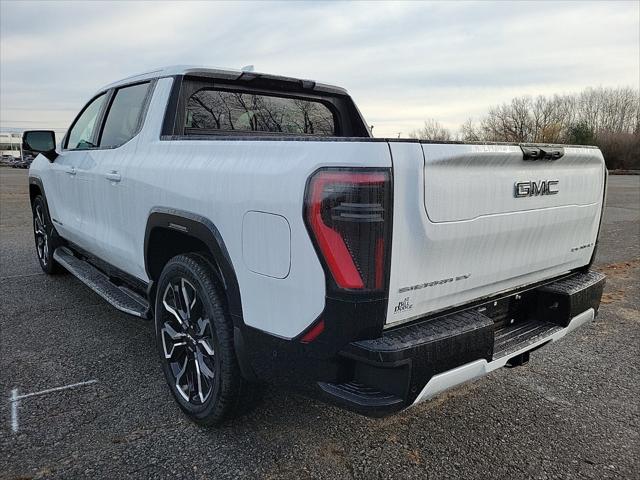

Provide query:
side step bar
left=53, top=247, right=150, bottom=318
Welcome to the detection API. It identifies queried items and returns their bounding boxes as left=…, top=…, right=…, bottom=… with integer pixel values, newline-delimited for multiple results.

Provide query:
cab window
left=100, top=82, right=151, bottom=148
left=65, top=93, right=108, bottom=150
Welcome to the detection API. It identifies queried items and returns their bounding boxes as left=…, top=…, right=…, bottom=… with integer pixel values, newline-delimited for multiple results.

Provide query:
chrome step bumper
left=412, top=307, right=595, bottom=405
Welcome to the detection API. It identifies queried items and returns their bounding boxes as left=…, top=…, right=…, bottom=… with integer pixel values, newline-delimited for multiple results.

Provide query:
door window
left=66, top=93, right=108, bottom=150
left=99, top=82, right=150, bottom=148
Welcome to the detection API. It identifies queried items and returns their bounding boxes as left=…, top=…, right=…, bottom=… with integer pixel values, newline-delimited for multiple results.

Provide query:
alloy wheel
left=161, top=278, right=216, bottom=405
left=34, top=204, right=49, bottom=267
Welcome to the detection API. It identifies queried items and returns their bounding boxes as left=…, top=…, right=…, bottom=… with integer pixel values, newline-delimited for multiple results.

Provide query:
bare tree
left=460, top=118, right=481, bottom=142
left=457, top=86, right=639, bottom=169
left=408, top=119, right=452, bottom=141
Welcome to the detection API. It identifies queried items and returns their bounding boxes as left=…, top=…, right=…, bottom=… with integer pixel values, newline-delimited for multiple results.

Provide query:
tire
left=32, top=195, right=64, bottom=274
left=154, top=253, right=253, bottom=425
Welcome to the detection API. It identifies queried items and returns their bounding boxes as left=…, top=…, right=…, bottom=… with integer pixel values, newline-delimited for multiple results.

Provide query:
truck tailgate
left=386, top=142, right=605, bottom=326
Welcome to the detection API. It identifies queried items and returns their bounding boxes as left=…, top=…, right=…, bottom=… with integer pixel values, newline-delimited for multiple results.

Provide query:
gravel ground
left=1, top=168, right=638, bottom=480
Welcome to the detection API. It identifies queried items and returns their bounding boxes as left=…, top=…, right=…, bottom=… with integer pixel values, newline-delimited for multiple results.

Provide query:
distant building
left=0, top=132, right=22, bottom=159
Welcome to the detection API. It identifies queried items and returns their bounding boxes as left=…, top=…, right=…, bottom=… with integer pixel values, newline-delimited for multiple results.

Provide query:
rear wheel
left=154, top=253, right=252, bottom=425
left=32, top=195, right=63, bottom=274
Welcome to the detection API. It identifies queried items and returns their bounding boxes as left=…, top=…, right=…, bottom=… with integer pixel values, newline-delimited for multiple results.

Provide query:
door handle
left=66, top=166, right=76, bottom=176
left=105, top=171, right=121, bottom=183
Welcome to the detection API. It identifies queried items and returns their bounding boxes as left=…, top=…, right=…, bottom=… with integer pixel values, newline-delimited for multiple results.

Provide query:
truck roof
left=98, top=65, right=348, bottom=96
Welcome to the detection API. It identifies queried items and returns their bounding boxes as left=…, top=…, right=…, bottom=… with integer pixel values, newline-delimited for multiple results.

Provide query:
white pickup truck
left=25, top=66, right=606, bottom=424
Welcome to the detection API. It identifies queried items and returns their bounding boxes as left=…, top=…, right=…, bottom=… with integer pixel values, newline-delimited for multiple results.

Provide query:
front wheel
left=32, top=195, right=63, bottom=274
left=154, top=253, right=252, bottom=425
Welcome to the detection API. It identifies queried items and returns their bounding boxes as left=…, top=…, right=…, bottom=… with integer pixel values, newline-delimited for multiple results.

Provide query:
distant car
left=17, top=155, right=33, bottom=169
left=9, top=157, right=27, bottom=168
left=25, top=66, right=606, bottom=425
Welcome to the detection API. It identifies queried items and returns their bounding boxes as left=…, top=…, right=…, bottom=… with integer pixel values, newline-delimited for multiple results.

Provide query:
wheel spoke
left=175, top=356, right=190, bottom=401
left=161, top=322, right=187, bottom=359
left=197, top=338, right=214, bottom=356
left=195, top=318, right=215, bottom=355
left=196, top=317, right=210, bottom=336
left=162, top=283, right=184, bottom=326
left=36, top=206, right=45, bottom=228
left=164, top=322, right=186, bottom=340
left=194, top=355, right=208, bottom=403
left=34, top=217, right=44, bottom=236
left=196, top=349, right=215, bottom=379
left=36, top=237, right=43, bottom=259
left=180, top=278, right=196, bottom=320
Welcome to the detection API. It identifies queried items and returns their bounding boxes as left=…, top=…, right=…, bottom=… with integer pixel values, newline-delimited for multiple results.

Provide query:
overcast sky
left=1, top=0, right=638, bottom=137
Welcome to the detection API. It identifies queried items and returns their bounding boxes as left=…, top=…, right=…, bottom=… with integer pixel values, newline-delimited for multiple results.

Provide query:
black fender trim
left=28, top=175, right=62, bottom=236
left=144, top=207, right=243, bottom=319
left=28, top=176, right=48, bottom=209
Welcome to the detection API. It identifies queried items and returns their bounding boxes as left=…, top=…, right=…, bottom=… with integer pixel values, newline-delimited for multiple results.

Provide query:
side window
left=66, top=93, right=108, bottom=150
left=185, top=89, right=336, bottom=136
left=99, top=82, right=150, bottom=148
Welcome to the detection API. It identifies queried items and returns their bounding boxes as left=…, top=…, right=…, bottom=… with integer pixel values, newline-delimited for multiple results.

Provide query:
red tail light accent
left=300, top=319, right=325, bottom=343
left=375, top=238, right=384, bottom=290
left=305, top=169, right=391, bottom=292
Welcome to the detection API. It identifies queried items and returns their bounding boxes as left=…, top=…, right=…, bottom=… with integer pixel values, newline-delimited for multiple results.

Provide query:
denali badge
left=514, top=180, right=559, bottom=198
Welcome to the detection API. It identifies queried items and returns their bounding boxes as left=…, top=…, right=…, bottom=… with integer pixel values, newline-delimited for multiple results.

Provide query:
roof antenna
left=241, top=65, right=255, bottom=72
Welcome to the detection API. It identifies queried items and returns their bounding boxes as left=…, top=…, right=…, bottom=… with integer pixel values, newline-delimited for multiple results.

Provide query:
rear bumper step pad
left=493, top=319, right=562, bottom=360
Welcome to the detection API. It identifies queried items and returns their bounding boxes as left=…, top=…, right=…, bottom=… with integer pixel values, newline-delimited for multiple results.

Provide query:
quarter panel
left=124, top=80, right=393, bottom=338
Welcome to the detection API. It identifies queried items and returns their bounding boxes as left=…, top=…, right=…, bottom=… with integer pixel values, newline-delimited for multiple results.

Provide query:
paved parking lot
left=1, top=168, right=638, bottom=479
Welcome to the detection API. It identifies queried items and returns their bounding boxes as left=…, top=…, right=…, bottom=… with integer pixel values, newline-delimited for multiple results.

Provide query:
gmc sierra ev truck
left=25, top=66, right=606, bottom=424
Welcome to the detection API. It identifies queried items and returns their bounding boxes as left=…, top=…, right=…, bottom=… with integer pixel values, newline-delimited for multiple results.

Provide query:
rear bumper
left=317, top=270, right=605, bottom=416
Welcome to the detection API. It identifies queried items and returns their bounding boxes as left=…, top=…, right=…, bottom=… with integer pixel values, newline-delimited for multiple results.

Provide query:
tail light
left=304, top=168, right=392, bottom=292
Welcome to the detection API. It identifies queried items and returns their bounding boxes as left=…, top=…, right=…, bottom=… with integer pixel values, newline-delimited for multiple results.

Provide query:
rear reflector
left=300, top=319, right=325, bottom=343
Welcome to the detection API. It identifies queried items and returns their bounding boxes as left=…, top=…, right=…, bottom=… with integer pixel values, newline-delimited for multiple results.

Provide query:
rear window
left=185, top=90, right=336, bottom=136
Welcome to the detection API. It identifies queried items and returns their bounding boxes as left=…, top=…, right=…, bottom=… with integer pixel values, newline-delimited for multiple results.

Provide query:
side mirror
left=22, top=130, right=58, bottom=162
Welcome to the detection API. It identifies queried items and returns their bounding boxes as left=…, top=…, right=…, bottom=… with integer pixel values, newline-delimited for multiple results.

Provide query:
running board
left=53, top=247, right=150, bottom=318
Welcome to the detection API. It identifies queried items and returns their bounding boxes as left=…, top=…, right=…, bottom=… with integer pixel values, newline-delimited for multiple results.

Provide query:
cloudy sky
left=1, top=0, right=638, bottom=137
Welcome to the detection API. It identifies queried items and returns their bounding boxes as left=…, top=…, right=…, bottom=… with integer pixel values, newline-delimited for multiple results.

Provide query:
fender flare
left=28, top=176, right=48, bottom=209
left=143, top=207, right=243, bottom=320
left=28, top=175, right=61, bottom=230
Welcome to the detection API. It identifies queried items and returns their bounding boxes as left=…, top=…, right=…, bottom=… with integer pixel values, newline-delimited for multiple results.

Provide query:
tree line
left=408, top=86, right=639, bottom=170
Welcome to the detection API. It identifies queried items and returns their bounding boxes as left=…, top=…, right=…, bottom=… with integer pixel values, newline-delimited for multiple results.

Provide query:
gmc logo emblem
left=514, top=180, right=559, bottom=197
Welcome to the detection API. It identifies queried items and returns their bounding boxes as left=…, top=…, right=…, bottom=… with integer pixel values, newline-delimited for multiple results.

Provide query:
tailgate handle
left=521, top=146, right=564, bottom=161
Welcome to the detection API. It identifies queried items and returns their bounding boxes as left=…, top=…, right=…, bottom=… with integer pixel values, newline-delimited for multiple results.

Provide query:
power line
left=1, top=120, right=69, bottom=125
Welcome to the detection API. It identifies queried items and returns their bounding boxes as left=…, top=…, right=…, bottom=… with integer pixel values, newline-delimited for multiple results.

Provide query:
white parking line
left=10, top=389, right=18, bottom=433
left=9, top=380, right=98, bottom=433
